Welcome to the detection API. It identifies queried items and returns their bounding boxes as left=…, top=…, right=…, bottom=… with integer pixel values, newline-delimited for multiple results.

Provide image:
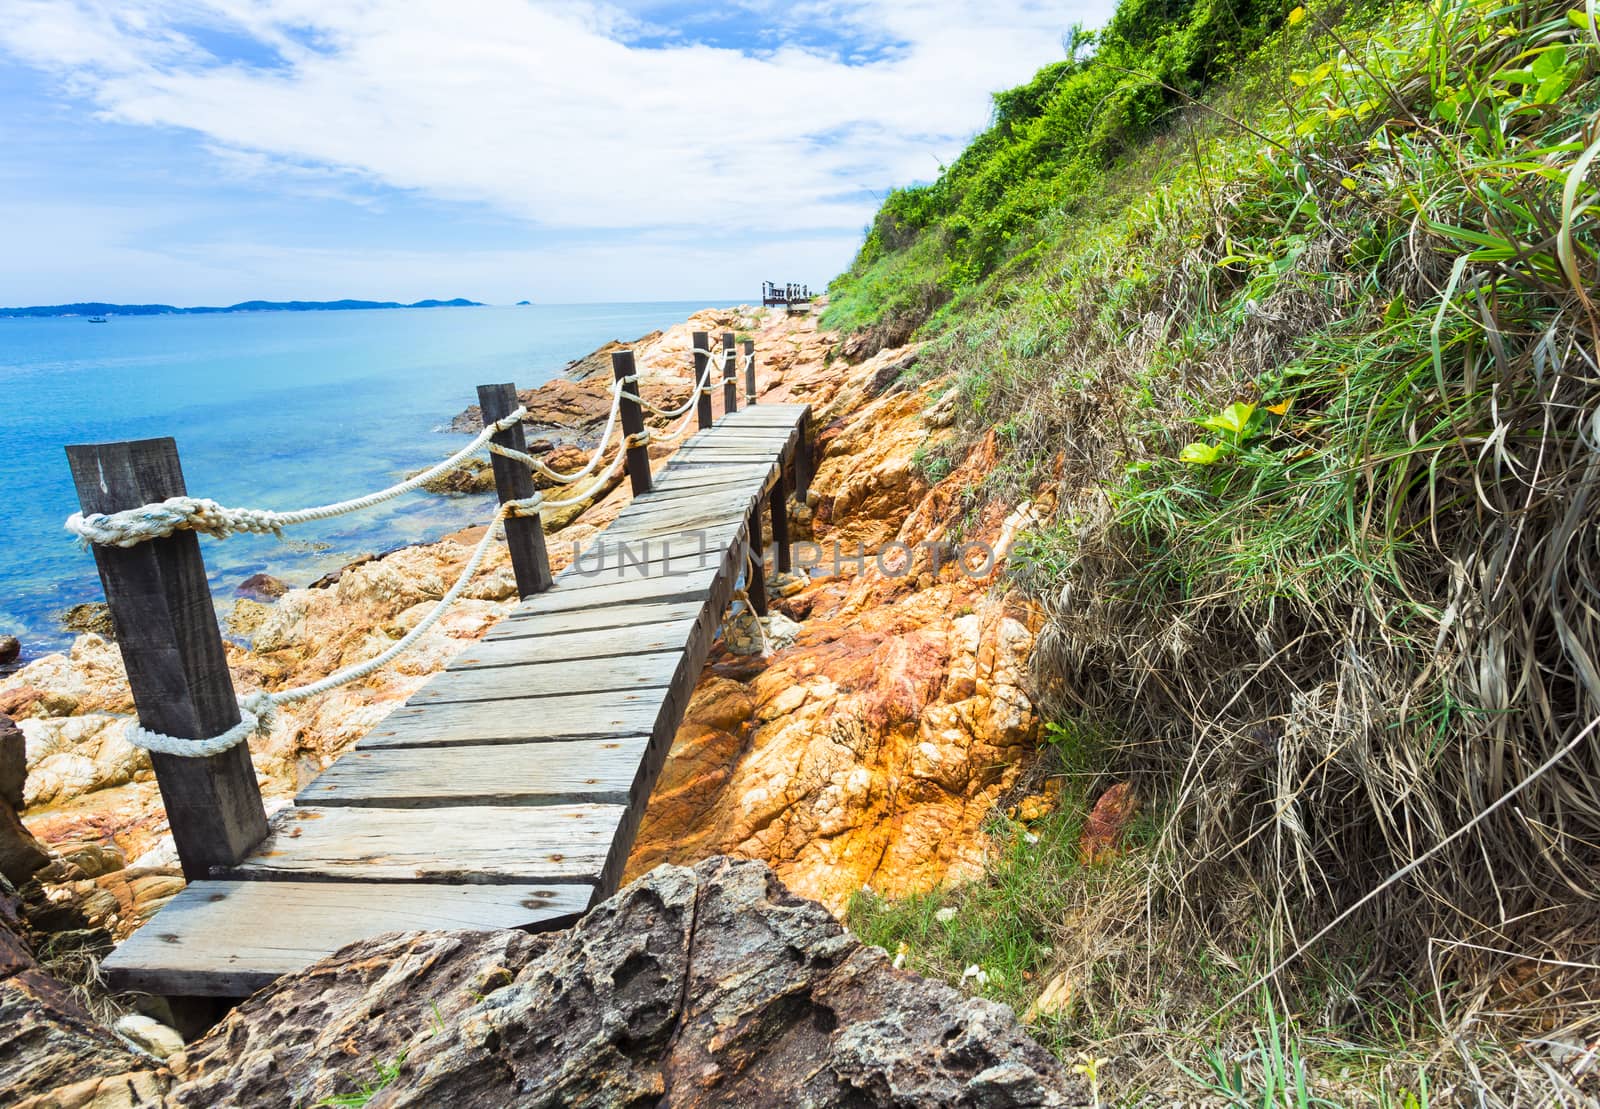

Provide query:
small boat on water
left=86, top=316, right=108, bottom=323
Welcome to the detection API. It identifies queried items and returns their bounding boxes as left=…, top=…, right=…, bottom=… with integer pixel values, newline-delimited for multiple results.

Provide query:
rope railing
left=67, top=335, right=765, bottom=761
left=65, top=407, right=531, bottom=548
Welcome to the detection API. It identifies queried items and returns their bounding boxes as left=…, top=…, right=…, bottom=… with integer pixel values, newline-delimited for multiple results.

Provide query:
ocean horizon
left=0, top=301, right=728, bottom=668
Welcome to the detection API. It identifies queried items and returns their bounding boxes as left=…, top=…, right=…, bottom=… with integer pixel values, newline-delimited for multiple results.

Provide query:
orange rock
left=1078, top=783, right=1139, bottom=865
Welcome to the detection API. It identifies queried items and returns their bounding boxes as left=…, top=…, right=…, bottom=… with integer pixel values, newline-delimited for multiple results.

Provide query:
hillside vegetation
left=833, top=0, right=1600, bottom=1102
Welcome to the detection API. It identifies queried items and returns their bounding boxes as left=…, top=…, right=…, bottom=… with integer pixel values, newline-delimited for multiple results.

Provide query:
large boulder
left=169, top=858, right=1082, bottom=1107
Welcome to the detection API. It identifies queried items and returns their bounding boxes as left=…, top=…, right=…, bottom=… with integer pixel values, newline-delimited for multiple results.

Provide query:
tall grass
left=840, top=0, right=1600, bottom=1100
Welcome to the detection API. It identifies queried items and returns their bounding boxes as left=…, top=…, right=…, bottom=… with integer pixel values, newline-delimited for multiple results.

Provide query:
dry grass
left=849, top=0, right=1600, bottom=1101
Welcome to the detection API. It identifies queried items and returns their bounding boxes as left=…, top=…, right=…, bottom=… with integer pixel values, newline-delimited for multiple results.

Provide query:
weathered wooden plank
left=720, top=408, right=809, bottom=425
left=224, top=803, right=625, bottom=883
left=668, top=454, right=782, bottom=466
left=625, top=475, right=771, bottom=504
left=589, top=517, right=744, bottom=551
left=562, top=545, right=736, bottom=584
left=648, top=464, right=775, bottom=489
left=604, top=498, right=750, bottom=534
left=518, top=567, right=717, bottom=614
left=496, top=599, right=703, bottom=633
left=411, top=650, right=681, bottom=705
left=361, top=690, right=664, bottom=748
left=630, top=471, right=767, bottom=498
left=471, top=614, right=699, bottom=658
left=682, top=431, right=798, bottom=447
left=297, top=737, right=649, bottom=808
left=655, top=457, right=776, bottom=476
left=103, top=880, right=591, bottom=997
left=675, top=440, right=783, bottom=454
left=65, top=438, right=268, bottom=882
left=480, top=601, right=694, bottom=636
left=594, top=527, right=744, bottom=895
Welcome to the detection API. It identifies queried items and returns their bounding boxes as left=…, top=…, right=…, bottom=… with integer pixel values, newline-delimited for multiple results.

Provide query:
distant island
left=0, top=297, right=484, bottom=318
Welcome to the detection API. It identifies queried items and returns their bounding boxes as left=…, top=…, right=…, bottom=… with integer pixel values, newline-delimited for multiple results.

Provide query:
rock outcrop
left=0, top=877, right=162, bottom=1107
left=627, top=334, right=1053, bottom=911
left=166, top=858, right=1083, bottom=1108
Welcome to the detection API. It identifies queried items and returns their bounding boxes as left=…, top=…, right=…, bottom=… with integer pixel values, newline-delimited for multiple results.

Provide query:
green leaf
left=1531, top=46, right=1567, bottom=79
left=1198, top=401, right=1259, bottom=437
left=1179, top=441, right=1225, bottom=465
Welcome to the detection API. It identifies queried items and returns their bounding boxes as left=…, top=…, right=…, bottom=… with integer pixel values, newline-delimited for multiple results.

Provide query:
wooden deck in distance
left=103, top=403, right=810, bottom=997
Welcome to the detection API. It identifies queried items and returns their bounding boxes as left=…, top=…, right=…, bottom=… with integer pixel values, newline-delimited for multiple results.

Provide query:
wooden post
left=745, top=501, right=768, bottom=616
left=797, top=410, right=813, bottom=497
left=721, top=331, right=738, bottom=416
left=611, top=351, right=652, bottom=497
left=693, top=330, right=713, bottom=431
left=770, top=470, right=791, bottom=573
left=478, top=383, right=553, bottom=598
left=65, top=438, right=268, bottom=883
left=743, top=339, right=757, bottom=404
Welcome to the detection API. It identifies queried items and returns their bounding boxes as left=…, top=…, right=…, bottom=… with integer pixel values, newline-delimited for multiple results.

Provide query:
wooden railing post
left=770, top=469, right=791, bottom=573
left=743, top=339, right=757, bottom=404
left=611, top=350, right=652, bottom=497
left=721, top=331, right=738, bottom=416
left=65, top=438, right=268, bottom=882
left=477, top=383, right=553, bottom=597
left=694, top=330, right=713, bottom=431
left=745, top=500, right=768, bottom=616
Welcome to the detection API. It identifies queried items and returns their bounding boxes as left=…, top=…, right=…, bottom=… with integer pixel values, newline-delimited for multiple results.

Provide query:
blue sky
left=0, top=1, right=1116, bottom=305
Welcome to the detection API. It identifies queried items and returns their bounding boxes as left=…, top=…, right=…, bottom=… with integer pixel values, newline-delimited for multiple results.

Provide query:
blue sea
left=0, top=302, right=724, bottom=668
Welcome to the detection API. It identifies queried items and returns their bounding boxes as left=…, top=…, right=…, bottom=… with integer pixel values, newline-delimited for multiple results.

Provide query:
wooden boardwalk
left=102, top=403, right=810, bottom=998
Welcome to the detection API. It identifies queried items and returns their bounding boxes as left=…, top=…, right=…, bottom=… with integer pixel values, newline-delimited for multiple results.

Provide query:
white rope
left=488, top=379, right=627, bottom=484
left=125, top=495, right=532, bottom=757
left=67, top=407, right=529, bottom=548
left=640, top=352, right=738, bottom=443
left=730, top=547, right=772, bottom=656
left=632, top=348, right=724, bottom=419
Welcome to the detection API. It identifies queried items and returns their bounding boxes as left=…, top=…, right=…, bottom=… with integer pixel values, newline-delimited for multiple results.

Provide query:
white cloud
left=0, top=0, right=1115, bottom=245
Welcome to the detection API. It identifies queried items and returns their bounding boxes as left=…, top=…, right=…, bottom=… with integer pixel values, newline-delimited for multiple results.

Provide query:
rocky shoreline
left=2, top=302, right=1071, bottom=1100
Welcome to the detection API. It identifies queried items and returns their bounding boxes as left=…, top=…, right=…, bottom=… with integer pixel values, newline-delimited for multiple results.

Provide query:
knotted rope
left=67, top=407, right=529, bottom=548
left=126, top=493, right=533, bottom=756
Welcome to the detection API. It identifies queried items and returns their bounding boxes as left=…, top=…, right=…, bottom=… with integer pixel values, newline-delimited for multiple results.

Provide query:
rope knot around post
left=124, top=690, right=278, bottom=758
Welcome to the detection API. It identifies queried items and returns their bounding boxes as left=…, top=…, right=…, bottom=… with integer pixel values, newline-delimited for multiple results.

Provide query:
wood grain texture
left=410, top=650, right=682, bottom=705
left=480, top=382, right=553, bottom=597
left=297, top=737, right=650, bottom=808
left=512, top=567, right=717, bottom=614
left=496, top=599, right=705, bottom=635
left=612, top=351, right=653, bottom=497
left=462, top=616, right=700, bottom=664
left=65, top=438, right=268, bottom=881
left=224, top=803, right=626, bottom=883
left=360, top=689, right=666, bottom=748
left=103, top=880, right=591, bottom=996
left=693, top=330, right=713, bottom=430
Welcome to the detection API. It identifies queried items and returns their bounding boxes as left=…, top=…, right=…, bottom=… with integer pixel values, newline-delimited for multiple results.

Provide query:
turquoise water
left=0, top=303, right=722, bottom=667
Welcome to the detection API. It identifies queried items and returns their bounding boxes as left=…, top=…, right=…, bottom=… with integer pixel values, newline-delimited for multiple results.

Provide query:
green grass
left=315, top=1052, right=408, bottom=1108
left=833, top=2, right=1600, bottom=1095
